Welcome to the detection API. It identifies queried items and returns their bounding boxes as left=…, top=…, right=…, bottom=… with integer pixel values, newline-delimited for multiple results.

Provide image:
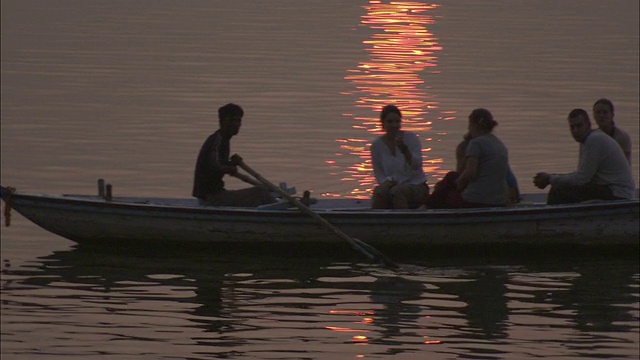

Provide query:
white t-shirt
left=371, top=131, right=426, bottom=185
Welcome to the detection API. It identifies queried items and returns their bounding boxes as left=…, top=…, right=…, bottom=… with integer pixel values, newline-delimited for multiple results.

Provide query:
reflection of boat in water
left=430, top=258, right=640, bottom=352
left=2, top=245, right=360, bottom=349
left=433, top=267, right=510, bottom=339
left=9, top=246, right=636, bottom=358
left=2, top=186, right=638, bottom=255
left=546, top=260, right=639, bottom=332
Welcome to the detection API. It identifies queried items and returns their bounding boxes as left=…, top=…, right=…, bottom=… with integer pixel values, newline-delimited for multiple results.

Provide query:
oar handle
left=235, top=156, right=353, bottom=242
left=233, top=155, right=397, bottom=268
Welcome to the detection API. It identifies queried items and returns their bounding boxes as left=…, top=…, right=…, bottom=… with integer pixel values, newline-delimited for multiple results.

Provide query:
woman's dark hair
left=380, top=104, right=402, bottom=121
left=469, top=108, right=497, bottom=131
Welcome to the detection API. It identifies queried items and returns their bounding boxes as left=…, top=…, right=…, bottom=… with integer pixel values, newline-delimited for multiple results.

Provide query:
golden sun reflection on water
left=331, top=0, right=450, bottom=198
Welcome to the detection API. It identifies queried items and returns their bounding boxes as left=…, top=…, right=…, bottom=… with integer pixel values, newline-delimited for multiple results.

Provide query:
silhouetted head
left=567, top=108, right=592, bottom=143
left=380, top=104, right=403, bottom=135
left=592, top=98, right=615, bottom=133
left=380, top=104, right=402, bottom=121
left=467, top=108, right=497, bottom=138
left=469, top=108, right=497, bottom=131
left=218, top=103, right=244, bottom=138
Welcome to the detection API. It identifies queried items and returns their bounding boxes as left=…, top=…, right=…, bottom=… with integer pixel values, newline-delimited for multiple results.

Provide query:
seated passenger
left=533, top=108, right=635, bottom=204
left=456, top=132, right=521, bottom=205
left=370, top=104, right=429, bottom=209
left=592, top=98, right=632, bottom=165
left=428, top=108, right=509, bottom=208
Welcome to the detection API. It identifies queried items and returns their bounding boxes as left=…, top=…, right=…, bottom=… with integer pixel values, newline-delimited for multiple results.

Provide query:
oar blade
left=353, top=238, right=399, bottom=269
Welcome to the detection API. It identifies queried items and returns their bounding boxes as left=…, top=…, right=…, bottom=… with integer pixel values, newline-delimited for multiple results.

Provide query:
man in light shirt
left=533, top=108, right=635, bottom=205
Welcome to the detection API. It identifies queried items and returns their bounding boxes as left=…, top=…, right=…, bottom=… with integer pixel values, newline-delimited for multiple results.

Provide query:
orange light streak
left=325, top=326, right=370, bottom=333
left=329, top=1, right=450, bottom=197
left=330, top=309, right=376, bottom=316
left=353, top=335, right=369, bottom=343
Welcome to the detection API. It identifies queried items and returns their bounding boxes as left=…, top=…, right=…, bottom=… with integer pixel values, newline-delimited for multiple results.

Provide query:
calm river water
left=1, top=1, right=639, bottom=359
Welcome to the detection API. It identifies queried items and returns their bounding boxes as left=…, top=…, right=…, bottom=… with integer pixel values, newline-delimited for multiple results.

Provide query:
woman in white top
left=370, top=105, right=429, bottom=209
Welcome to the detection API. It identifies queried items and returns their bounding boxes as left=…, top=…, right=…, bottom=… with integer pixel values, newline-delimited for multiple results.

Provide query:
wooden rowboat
left=2, top=185, right=638, bottom=251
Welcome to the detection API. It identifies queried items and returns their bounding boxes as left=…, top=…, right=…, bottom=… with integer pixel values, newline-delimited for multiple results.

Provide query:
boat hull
left=2, top=187, right=638, bottom=249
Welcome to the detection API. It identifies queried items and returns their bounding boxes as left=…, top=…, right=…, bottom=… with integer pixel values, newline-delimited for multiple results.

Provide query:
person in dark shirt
left=192, top=103, right=276, bottom=207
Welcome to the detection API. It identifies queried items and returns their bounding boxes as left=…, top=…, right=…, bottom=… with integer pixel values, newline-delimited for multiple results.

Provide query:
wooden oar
left=233, top=155, right=398, bottom=269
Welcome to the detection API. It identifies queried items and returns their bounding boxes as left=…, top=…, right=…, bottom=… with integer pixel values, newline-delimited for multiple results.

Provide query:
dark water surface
left=1, top=0, right=639, bottom=359
left=2, top=239, right=639, bottom=360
